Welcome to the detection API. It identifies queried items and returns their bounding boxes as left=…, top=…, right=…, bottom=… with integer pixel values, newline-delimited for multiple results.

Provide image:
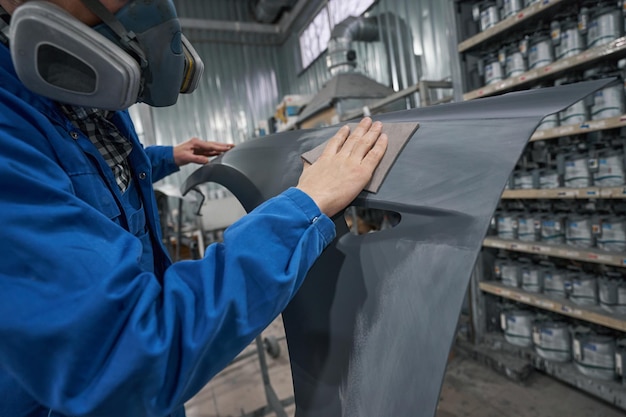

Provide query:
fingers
left=321, top=125, right=351, bottom=157
left=361, top=133, right=388, bottom=170
left=340, top=117, right=375, bottom=155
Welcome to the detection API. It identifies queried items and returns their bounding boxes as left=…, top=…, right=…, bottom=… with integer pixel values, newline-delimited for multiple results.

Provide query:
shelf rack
left=463, top=36, right=626, bottom=101
left=530, top=114, right=626, bottom=142
left=483, top=237, right=626, bottom=268
left=501, top=187, right=626, bottom=199
left=480, top=281, right=626, bottom=332
left=457, top=0, right=567, bottom=53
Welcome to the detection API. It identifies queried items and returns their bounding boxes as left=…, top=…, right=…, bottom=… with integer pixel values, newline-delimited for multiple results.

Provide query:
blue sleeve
left=145, top=145, right=179, bottom=182
left=0, top=122, right=335, bottom=416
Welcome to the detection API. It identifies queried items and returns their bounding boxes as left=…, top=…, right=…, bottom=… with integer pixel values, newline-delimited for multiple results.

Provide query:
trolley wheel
left=264, top=335, right=281, bottom=359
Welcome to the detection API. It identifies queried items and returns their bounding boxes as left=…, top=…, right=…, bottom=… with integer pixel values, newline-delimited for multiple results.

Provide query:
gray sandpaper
left=300, top=121, right=420, bottom=193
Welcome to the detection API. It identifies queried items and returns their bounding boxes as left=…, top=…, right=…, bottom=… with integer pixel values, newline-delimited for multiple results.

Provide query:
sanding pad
left=301, top=121, right=420, bottom=193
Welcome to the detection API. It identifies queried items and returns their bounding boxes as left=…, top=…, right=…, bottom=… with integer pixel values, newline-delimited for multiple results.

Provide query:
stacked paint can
left=568, top=268, right=599, bottom=306
left=479, top=1, right=500, bottom=32
left=594, top=216, right=626, bottom=252
left=566, top=214, right=595, bottom=248
left=572, top=327, right=618, bottom=381
left=527, top=31, right=554, bottom=70
left=539, top=214, right=566, bottom=244
left=501, top=0, right=522, bottom=20
left=585, top=3, right=623, bottom=49
left=501, top=309, right=535, bottom=347
left=533, top=318, right=572, bottom=362
left=501, top=259, right=522, bottom=288
left=517, top=213, right=539, bottom=242
left=555, top=16, right=586, bottom=60
left=520, top=258, right=543, bottom=293
left=598, top=272, right=626, bottom=314
left=592, top=147, right=625, bottom=187
left=543, top=265, right=569, bottom=299
left=497, top=212, right=518, bottom=240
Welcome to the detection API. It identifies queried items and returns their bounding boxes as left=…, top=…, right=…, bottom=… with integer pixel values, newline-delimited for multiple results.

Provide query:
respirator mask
left=9, top=0, right=204, bottom=110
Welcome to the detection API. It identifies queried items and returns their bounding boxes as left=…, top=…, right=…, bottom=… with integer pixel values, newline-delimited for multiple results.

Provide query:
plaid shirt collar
left=60, top=104, right=133, bottom=193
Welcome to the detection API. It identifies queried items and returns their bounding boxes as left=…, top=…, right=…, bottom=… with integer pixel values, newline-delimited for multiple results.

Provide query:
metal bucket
left=538, top=169, right=561, bottom=189
left=479, top=1, right=500, bottom=31
left=569, top=271, right=598, bottom=306
left=540, top=215, right=565, bottom=244
left=573, top=329, right=617, bottom=381
left=563, top=153, right=592, bottom=188
left=543, top=267, right=568, bottom=298
left=598, top=274, right=626, bottom=314
left=513, top=170, right=535, bottom=189
left=587, top=6, right=623, bottom=49
left=505, top=42, right=526, bottom=78
left=502, top=309, right=535, bottom=347
left=595, top=217, right=626, bottom=252
left=521, top=260, right=543, bottom=292
left=484, top=53, right=504, bottom=85
left=501, top=0, right=523, bottom=20
left=560, top=100, right=588, bottom=126
left=566, top=215, right=594, bottom=248
left=517, top=213, right=539, bottom=242
left=528, top=33, right=554, bottom=70
left=557, top=18, right=586, bottom=60
left=497, top=212, right=518, bottom=240
left=533, top=320, right=572, bottom=362
left=501, top=260, right=521, bottom=288
left=593, top=149, right=625, bottom=186
left=590, top=80, right=625, bottom=121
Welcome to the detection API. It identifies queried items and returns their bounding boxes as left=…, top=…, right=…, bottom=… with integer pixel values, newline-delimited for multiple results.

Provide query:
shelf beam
left=483, top=237, right=626, bottom=268
left=457, top=0, right=567, bottom=53
left=480, top=281, right=626, bottom=332
left=530, top=114, right=626, bottom=141
left=463, top=36, right=626, bottom=101
left=501, top=187, right=626, bottom=199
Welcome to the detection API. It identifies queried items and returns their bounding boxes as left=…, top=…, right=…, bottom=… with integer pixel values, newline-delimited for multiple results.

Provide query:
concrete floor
left=184, top=316, right=625, bottom=417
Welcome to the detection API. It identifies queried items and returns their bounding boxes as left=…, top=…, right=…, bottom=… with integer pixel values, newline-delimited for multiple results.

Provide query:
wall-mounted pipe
left=326, top=13, right=420, bottom=90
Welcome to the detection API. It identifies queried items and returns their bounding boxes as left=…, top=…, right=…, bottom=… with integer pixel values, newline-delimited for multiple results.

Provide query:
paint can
left=533, top=320, right=572, bottom=362
left=497, top=212, right=518, bottom=239
left=568, top=270, right=598, bottom=306
left=595, top=216, right=626, bottom=252
left=479, top=1, right=500, bottom=32
left=501, top=309, right=534, bottom=348
left=537, top=113, right=559, bottom=130
left=593, top=148, right=625, bottom=186
left=505, top=42, right=526, bottom=78
left=587, top=5, right=623, bottom=49
left=517, top=213, right=539, bottom=242
left=501, top=0, right=523, bottom=19
left=590, top=78, right=625, bottom=120
left=540, top=215, right=565, bottom=244
left=544, top=267, right=569, bottom=298
left=520, top=258, right=543, bottom=292
left=598, top=272, right=626, bottom=314
left=501, top=259, right=521, bottom=288
left=557, top=17, right=586, bottom=60
left=528, top=32, right=554, bottom=70
left=566, top=215, right=594, bottom=248
left=539, top=168, right=561, bottom=189
left=513, top=170, right=534, bottom=189
left=484, top=53, right=504, bottom=85
left=524, top=0, right=540, bottom=6
left=563, top=152, right=592, bottom=188
left=573, top=328, right=617, bottom=381
left=560, top=100, right=589, bottom=125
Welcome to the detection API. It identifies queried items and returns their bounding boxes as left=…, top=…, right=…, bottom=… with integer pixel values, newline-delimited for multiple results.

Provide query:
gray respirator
left=9, top=0, right=204, bottom=110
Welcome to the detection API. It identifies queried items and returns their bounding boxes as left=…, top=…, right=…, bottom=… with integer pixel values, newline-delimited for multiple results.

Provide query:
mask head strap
left=79, top=0, right=147, bottom=68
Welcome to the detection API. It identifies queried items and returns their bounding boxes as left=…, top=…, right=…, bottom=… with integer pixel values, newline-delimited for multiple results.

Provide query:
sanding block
left=301, top=121, right=420, bottom=193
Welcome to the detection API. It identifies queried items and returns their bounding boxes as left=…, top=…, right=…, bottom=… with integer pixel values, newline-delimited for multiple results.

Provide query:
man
left=0, top=1, right=387, bottom=416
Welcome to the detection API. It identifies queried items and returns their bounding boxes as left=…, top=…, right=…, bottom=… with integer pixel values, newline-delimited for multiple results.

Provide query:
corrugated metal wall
left=144, top=0, right=456, bottom=189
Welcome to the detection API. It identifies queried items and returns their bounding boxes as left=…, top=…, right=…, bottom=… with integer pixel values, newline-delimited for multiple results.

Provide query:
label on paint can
left=528, top=40, right=553, bottom=69
left=574, top=339, right=582, bottom=360
left=505, top=52, right=526, bottom=78
left=485, top=61, right=504, bottom=85
left=533, top=329, right=541, bottom=345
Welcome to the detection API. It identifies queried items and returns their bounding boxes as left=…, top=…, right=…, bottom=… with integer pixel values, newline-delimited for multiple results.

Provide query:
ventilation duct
left=252, top=0, right=297, bottom=23
left=326, top=13, right=420, bottom=91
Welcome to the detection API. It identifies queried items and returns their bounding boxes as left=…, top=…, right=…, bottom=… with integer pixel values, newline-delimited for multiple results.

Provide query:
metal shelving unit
left=455, top=0, right=626, bottom=406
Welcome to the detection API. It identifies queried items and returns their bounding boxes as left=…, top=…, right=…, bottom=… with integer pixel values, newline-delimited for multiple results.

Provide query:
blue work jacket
left=0, top=43, right=335, bottom=417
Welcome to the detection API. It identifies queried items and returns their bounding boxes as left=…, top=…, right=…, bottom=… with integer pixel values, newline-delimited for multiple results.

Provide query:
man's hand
left=296, top=117, right=388, bottom=217
left=174, top=137, right=235, bottom=167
